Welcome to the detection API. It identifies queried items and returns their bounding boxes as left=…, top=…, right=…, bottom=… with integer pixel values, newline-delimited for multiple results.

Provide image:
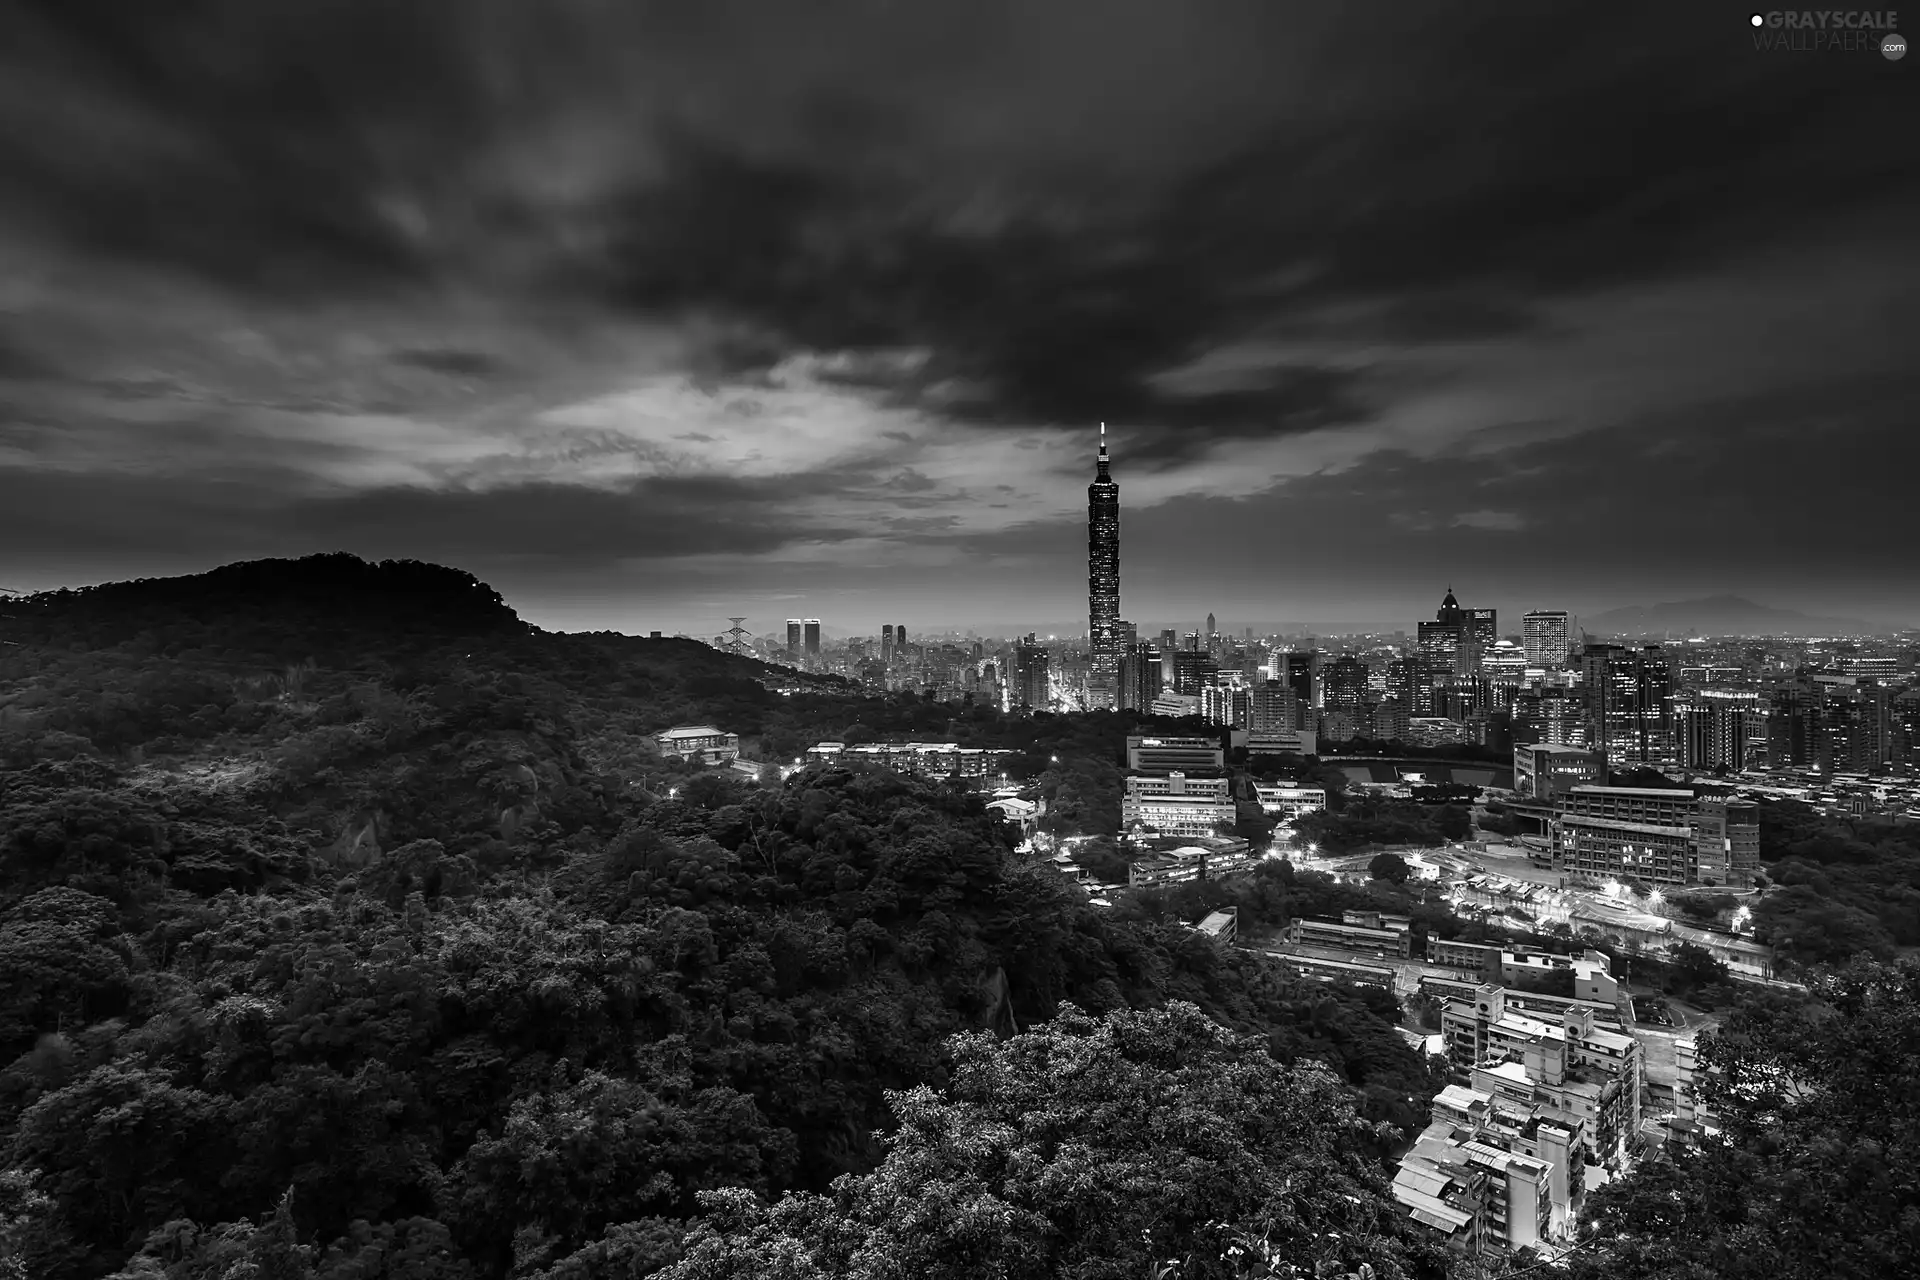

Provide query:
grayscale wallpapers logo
left=1748, top=10, right=1906, bottom=54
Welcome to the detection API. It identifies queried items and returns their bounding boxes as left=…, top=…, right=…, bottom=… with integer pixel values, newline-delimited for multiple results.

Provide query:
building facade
left=655, top=725, right=742, bottom=765
left=1121, top=772, right=1238, bottom=837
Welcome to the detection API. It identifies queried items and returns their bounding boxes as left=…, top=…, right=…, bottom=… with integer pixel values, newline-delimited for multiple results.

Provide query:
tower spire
left=1096, top=421, right=1110, bottom=478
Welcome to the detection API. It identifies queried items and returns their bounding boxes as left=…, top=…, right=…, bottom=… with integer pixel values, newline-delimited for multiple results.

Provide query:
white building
left=654, top=725, right=741, bottom=765
left=1121, top=771, right=1238, bottom=837
left=1253, top=783, right=1327, bottom=822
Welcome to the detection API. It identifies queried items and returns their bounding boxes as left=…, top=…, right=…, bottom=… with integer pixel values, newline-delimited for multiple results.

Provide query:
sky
left=1, top=1, right=1916, bottom=637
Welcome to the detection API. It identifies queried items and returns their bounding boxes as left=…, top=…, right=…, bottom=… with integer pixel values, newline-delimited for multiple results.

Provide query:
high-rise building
left=1522, top=611, right=1574, bottom=669
left=1014, top=634, right=1051, bottom=710
left=803, top=619, right=822, bottom=657
left=1276, top=651, right=1320, bottom=718
left=1770, top=673, right=1897, bottom=773
left=1324, top=656, right=1371, bottom=712
left=1419, top=589, right=1471, bottom=672
left=1580, top=643, right=1673, bottom=768
left=1086, top=424, right=1122, bottom=711
left=1388, top=657, right=1437, bottom=717
left=1672, top=689, right=1762, bottom=773
left=1118, top=642, right=1163, bottom=711
left=785, top=619, right=802, bottom=657
left=1172, top=650, right=1219, bottom=696
left=1250, top=680, right=1298, bottom=734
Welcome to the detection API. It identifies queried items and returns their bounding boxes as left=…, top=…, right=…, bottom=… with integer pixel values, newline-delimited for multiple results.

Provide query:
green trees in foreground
left=662, top=1001, right=1447, bottom=1280
left=1574, top=955, right=1920, bottom=1280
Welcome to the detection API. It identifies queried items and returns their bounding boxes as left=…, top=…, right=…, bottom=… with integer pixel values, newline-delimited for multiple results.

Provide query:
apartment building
left=1396, top=1083, right=1581, bottom=1248
left=1441, top=985, right=1643, bottom=1172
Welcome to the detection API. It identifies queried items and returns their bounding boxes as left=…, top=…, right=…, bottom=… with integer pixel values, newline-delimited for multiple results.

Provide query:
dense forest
left=2, top=556, right=1912, bottom=1280
left=0, top=557, right=1437, bottom=1279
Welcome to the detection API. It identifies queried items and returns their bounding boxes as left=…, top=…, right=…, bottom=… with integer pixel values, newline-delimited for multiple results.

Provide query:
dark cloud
left=390, top=349, right=505, bottom=378
left=0, top=465, right=868, bottom=564
left=0, top=1, right=1915, bottom=626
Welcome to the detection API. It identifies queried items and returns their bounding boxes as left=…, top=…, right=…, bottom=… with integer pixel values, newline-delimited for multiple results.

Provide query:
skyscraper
left=803, top=619, right=822, bottom=657
left=1087, top=424, right=1122, bottom=710
left=1580, top=643, right=1674, bottom=768
left=1015, top=634, right=1051, bottom=710
left=785, top=619, right=802, bottom=657
left=1118, top=642, right=1163, bottom=711
left=1522, top=611, right=1573, bottom=668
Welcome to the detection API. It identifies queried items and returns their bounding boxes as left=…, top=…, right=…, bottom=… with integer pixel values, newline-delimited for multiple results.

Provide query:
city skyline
left=1, top=3, right=1915, bottom=632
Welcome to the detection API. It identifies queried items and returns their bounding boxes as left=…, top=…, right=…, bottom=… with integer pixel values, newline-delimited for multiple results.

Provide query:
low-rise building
left=1513, top=743, right=1604, bottom=801
left=1253, top=783, right=1328, bottom=821
left=1273, top=951, right=1397, bottom=989
left=1121, top=771, right=1238, bottom=837
left=1194, top=907, right=1239, bottom=949
left=1127, top=840, right=1255, bottom=888
left=805, top=740, right=1012, bottom=778
left=1126, top=734, right=1226, bottom=772
left=655, top=725, right=741, bottom=765
left=1284, top=916, right=1412, bottom=958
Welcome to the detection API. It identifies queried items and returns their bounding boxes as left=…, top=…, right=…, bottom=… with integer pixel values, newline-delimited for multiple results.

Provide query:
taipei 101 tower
left=1086, top=422, right=1121, bottom=710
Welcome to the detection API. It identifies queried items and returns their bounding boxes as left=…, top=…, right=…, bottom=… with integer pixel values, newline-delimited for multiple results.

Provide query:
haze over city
left=2, top=1, right=1915, bottom=634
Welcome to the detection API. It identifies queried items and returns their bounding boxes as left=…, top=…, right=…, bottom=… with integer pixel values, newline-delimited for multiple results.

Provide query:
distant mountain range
left=1582, top=595, right=1901, bottom=638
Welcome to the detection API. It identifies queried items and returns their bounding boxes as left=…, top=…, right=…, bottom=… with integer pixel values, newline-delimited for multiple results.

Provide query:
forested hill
left=0, top=557, right=1440, bottom=1280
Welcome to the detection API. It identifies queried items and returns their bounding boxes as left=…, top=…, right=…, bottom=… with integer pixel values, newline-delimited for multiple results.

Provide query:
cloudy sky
left=2, top=1, right=1914, bottom=636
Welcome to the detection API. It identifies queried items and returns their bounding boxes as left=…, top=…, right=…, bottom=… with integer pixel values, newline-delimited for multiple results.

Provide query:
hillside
left=1582, top=593, right=1892, bottom=637
left=0, top=557, right=1439, bottom=1280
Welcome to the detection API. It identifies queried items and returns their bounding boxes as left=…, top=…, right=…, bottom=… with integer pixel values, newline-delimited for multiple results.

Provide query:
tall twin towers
left=1087, top=422, right=1122, bottom=710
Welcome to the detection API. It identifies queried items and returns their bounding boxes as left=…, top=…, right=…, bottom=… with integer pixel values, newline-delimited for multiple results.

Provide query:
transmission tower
left=725, top=617, right=752, bottom=653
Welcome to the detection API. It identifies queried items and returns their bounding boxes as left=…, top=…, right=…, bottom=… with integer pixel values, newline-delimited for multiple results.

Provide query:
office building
left=1014, top=634, right=1050, bottom=710
left=1274, top=651, right=1320, bottom=717
left=1121, top=772, right=1238, bottom=837
left=1420, top=590, right=1491, bottom=677
left=1513, top=743, right=1603, bottom=801
left=1117, top=641, right=1163, bottom=711
left=1522, top=611, right=1574, bottom=669
left=1126, top=735, right=1226, bottom=773
left=785, top=618, right=802, bottom=657
left=1172, top=649, right=1219, bottom=696
left=803, top=618, right=821, bottom=657
left=1087, top=424, right=1123, bottom=710
left=1580, top=643, right=1674, bottom=768
left=1127, top=838, right=1255, bottom=888
left=1199, top=683, right=1250, bottom=728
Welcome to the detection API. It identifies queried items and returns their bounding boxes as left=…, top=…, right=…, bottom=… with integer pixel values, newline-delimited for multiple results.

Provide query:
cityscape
left=1, top=3, right=1915, bottom=1280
